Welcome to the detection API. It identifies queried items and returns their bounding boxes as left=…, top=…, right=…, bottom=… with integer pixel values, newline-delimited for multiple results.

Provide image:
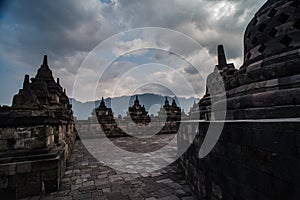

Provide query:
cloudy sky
left=0, top=0, right=267, bottom=105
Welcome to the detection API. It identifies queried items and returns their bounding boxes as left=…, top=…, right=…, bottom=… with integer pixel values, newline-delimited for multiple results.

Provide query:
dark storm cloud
left=0, top=0, right=267, bottom=68
left=110, top=0, right=266, bottom=64
left=184, top=65, right=198, bottom=75
left=114, top=0, right=209, bottom=29
left=0, top=0, right=115, bottom=72
left=205, top=0, right=267, bottom=59
left=0, top=0, right=267, bottom=103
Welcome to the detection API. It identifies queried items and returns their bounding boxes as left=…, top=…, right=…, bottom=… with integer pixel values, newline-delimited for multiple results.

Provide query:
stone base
left=0, top=140, right=75, bottom=199
left=213, top=74, right=300, bottom=120
left=178, top=120, right=300, bottom=200
left=222, top=105, right=300, bottom=120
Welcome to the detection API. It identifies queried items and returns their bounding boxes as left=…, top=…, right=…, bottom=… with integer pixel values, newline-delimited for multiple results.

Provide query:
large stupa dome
left=228, top=0, right=300, bottom=88
left=244, top=0, right=299, bottom=65
left=218, top=0, right=300, bottom=119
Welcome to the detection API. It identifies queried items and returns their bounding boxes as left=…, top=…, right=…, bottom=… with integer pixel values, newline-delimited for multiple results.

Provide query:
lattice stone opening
left=293, top=19, right=300, bottom=30
left=247, top=32, right=252, bottom=39
left=258, top=44, right=267, bottom=53
left=278, top=13, right=289, bottom=23
left=291, top=0, right=300, bottom=7
left=280, top=35, right=292, bottom=47
left=252, top=19, right=258, bottom=26
left=269, top=28, right=278, bottom=38
left=267, top=8, right=277, bottom=18
left=252, top=37, right=258, bottom=45
left=258, top=23, right=267, bottom=32
left=246, top=52, right=252, bottom=60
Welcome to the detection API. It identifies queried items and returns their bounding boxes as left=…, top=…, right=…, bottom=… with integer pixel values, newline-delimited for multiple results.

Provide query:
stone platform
left=21, top=134, right=197, bottom=200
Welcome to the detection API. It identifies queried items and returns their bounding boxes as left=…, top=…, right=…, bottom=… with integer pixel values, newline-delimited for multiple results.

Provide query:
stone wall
left=0, top=122, right=76, bottom=199
left=0, top=126, right=54, bottom=151
left=178, top=120, right=300, bottom=200
left=0, top=146, right=65, bottom=198
left=75, top=119, right=179, bottom=138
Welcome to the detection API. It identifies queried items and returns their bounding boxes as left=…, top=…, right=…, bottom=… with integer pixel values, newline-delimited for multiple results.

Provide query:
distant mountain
left=70, top=93, right=199, bottom=120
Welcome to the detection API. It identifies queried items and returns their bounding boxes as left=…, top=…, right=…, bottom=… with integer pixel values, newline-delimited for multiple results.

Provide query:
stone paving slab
left=21, top=135, right=198, bottom=200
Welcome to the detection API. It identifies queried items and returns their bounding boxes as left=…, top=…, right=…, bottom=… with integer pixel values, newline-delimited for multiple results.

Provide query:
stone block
left=296, top=134, right=300, bottom=157
left=45, top=126, right=54, bottom=136
left=43, top=179, right=59, bottom=194
left=14, top=127, right=31, bottom=139
left=16, top=162, right=31, bottom=174
left=212, top=182, right=222, bottom=199
left=258, top=127, right=297, bottom=157
left=41, top=169, right=58, bottom=181
left=8, top=174, right=26, bottom=187
left=26, top=171, right=41, bottom=184
left=47, top=135, right=54, bottom=146
left=13, top=139, right=25, bottom=149
left=16, top=182, right=42, bottom=198
left=32, top=126, right=54, bottom=137
left=23, top=135, right=53, bottom=149
left=31, top=126, right=44, bottom=137
left=0, top=163, right=16, bottom=176
left=0, top=128, right=15, bottom=140
left=25, top=137, right=45, bottom=149
left=0, top=140, right=7, bottom=151
left=0, top=188, right=16, bottom=200
left=271, top=155, right=300, bottom=181
left=32, top=159, right=58, bottom=172
left=0, top=177, right=8, bottom=189
left=240, top=146, right=273, bottom=174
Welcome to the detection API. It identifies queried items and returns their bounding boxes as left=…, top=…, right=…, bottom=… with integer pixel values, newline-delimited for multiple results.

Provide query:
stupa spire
left=164, top=97, right=170, bottom=106
left=134, top=95, right=140, bottom=105
left=100, top=97, right=106, bottom=107
left=35, top=55, right=54, bottom=80
left=43, top=55, right=48, bottom=66
left=23, top=74, right=30, bottom=91
left=217, top=44, right=227, bottom=67
left=172, top=99, right=177, bottom=107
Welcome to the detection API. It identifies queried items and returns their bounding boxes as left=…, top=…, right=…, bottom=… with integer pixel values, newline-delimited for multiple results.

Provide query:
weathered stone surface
left=0, top=163, right=16, bottom=176
left=178, top=120, right=300, bottom=200
left=0, top=177, right=8, bottom=189
left=0, top=128, right=14, bottom=140
left=23, top=136, right=198, bottom=200
left=0, top=140, right=7, bottom=151
left=16, top=163, right=31, bottom=174
left=44, top=179, right=59, bottom=194
left=17, top=182, right=42, bottom=198
left=8, top=175, right=26, bottom=188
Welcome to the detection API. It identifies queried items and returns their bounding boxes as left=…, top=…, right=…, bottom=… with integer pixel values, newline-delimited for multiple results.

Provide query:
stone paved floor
left=23, top=135, right=197, bottom=200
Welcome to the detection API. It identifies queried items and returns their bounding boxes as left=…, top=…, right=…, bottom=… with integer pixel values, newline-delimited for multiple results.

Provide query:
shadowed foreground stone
left=183, top=0, right=300, bottom=199
left=178, top=120, right=300, bottom=200
left=22, top=135, right=197, bottom=200
left=0, top=56, right=76, bottom=199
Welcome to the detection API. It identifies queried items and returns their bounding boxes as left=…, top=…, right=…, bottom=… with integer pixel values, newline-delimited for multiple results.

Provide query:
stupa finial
left=43, top=55, right=48, bottom=66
